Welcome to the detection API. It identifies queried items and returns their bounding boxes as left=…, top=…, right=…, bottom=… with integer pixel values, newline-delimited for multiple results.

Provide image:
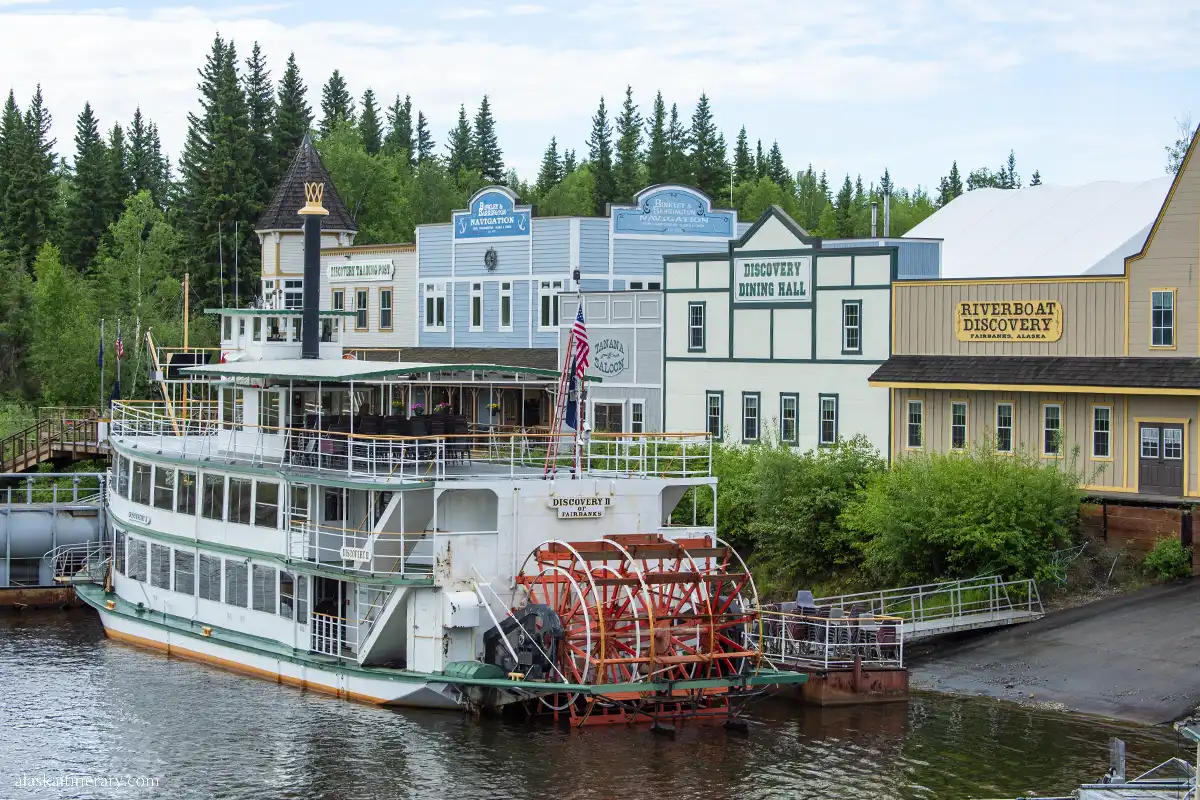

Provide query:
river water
left=0, top=609, right=1187, bottom=800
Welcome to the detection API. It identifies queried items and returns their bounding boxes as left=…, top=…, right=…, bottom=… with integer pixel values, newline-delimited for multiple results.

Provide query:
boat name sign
left=128, top=510, right=152, bottom=526
left=548, top=496, right=612, bottom=519
left=340, top=546, right=371, bottom=562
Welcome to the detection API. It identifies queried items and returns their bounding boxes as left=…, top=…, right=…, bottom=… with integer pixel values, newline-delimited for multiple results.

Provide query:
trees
left=317, top=122, right=407, bottom=243
left=1030, top=170, right=1042, bottom=186
left=587, top=96, right=615, bottom=215
left=29, top=244, right=96, bottom=404
left=535, top=137, right=562, bottom=198
left=359, top=89, right=383, bottom=156
left=1166, top=116, right=1194, bottom=174
left=833, top=174, right=855, bottom=238
left=384, top=95, right=414, bottom=164
left=61, top=103, right=110, bottom=271
left=127, top=108, right=170, bottom=206
left=537, top=164, right=594, bottom=217
left=473, top=95, right=505, bottom=184
left=613, top=86, right=643, bottom=203
left=733, top=127, right=753, bottom=186
left=766, top=141, right=790, bottom=192
left=2, top=86, right=58, bottom=269
left=445, top=104, right=476, bottom=180
left=318, top=69, right=355, bottom=135
left=936, top=161, right=963, bottom=206
left=645, top=91, right=668, bottom=186
left=688, top=93, right=725, bottom=198
left=664, top=102, right=689, bottom=185
left=105, top=123, right=133, bottom=223
left=243, top=42, right=275, bottom=203
left=273, top=52, right=311, bottom=178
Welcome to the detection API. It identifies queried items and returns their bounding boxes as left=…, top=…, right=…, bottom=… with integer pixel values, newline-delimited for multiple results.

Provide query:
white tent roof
left=904, top=178, right=1172, bottom=278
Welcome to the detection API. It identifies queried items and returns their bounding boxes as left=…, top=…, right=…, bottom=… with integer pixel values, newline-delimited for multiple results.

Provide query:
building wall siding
left=892, top=279, right=1126, bottom=357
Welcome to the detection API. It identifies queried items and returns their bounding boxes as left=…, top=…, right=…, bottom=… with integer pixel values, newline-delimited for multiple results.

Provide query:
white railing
left=355, top=583, right=395, bottom=651
left=759, top=611, right=905, bottom=670
left=44, top=540, right=111, bottom=583
left=310, top=612, right=354, bottom=657
left=110, top=400, right=712, bottom=481
left=287, top=521, right=435, bottom=579
left=813, top=575, right=1044, bottom=629
left=0, top=472, right=106, bottom=506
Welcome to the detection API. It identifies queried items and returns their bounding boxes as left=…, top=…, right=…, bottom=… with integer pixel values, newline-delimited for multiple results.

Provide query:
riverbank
left=909, top=578, right=1200, bottom=725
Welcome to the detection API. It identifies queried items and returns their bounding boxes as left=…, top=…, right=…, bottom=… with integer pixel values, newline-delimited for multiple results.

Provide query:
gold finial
left=299, top=181, right=329, bottom=216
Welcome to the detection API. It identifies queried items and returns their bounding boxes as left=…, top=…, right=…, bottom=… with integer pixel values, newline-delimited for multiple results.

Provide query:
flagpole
left=115, top=319, right=121, bottom=405
left=219, top=219, right=225, bottom=308
left=234, top=220, right=239, bottom=308
left=98, top=318, right=104, bottom=412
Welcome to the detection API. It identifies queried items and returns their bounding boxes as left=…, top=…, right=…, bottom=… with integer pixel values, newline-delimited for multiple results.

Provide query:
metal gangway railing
left=759, top=610, right=905, bottom=670
left=45, top=540, right=111, bottom=584
left=813, top=576, right=1045, bottom=642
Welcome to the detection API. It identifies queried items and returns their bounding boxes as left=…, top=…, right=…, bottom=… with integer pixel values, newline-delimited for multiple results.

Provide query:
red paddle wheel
left=514, top=533, right=761, bottom=726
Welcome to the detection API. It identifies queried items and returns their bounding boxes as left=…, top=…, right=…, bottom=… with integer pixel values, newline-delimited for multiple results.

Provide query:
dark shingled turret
left=256, top=134, right=357, bottom=232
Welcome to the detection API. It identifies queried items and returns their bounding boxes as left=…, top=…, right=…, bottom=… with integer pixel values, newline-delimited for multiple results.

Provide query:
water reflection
left=0, top=610, right=1185, bottom=800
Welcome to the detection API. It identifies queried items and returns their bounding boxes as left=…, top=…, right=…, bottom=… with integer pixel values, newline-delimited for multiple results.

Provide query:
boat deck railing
left=286, top=520, right=435, bottom=580
left=109, top=400, right=712, bottom=481
left=759, top=610, right=905, bottom=670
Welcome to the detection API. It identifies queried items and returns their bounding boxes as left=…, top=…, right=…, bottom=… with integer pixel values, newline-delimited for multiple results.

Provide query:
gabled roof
left=734, top=205, right=813, bottom=248
left=869, top=355, right=1200, bottom=392
left=256, top=134, right=356, bottom=232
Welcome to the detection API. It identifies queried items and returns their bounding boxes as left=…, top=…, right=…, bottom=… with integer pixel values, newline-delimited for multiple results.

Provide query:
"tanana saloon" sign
left=954, top=301, right=1063, bottom=342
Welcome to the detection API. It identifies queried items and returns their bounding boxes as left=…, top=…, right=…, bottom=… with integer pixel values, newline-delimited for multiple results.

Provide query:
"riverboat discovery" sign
left=548, top=495, right=613, bottom=519
left=733, top=256, right=812, bottom=303
left=954, top=301, right=1064, bottom=342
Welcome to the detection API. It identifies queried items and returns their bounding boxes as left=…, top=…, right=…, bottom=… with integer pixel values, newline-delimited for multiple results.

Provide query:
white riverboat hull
left=94, top=603, right=461, bottom=709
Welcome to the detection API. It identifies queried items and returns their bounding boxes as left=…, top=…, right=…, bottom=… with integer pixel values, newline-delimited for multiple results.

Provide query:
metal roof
left=904, top=178, right=1172, bottom=278
left=182, top=358, right=600, bottom=383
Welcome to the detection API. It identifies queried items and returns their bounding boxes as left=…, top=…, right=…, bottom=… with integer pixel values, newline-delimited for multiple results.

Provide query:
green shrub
left=1142, top=536, right=1192, bottom=581
left=841, top=443, right=1082, bottom=586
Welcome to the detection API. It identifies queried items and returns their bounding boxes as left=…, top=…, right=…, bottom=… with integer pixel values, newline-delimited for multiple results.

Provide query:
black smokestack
left=298, top=181, right=329, bottom=360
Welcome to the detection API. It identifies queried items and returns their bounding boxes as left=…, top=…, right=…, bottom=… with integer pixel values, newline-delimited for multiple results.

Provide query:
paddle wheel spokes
left=520, top=564, right=594, bottom=700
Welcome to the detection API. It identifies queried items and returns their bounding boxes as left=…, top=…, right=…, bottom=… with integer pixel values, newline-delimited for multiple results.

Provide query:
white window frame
left=1151, top=289, right=1176, bottom=348
left=630, top=399, right=645, bottom=434
left=688, top=302, right=706, bottom=352
left=842, top=300, right=862, bottom=354
left=354, top=287, right=369, bottom=331
left=424, top=282, right=446, bottom=331
left=951, top=401, right=968, bottom=451
left=819, top=395, right=838, bottom=446
left=780, top=394, right=798, bottom=445
left=742, top=393, right=760, bottom=442
left=283, top=279, right=303, bottom=310
left=499, top=281, right=513, bottom=331
left=1042, top=403, right=1062, bottom=457
left=706, top=392, right=723, bottom=442
left=539, top=280, right=563, bottom=330
left=1092, top=405, right=1111, bottom=460
left=469, top=282, right=483, bottom=331
left=1165, top=427, right=1184, bottom=460
left=379, top=288, right=393, bottom=331
left=906, top=399, right=923, bottom=449
left=996, top=402, right=1014, bottom=454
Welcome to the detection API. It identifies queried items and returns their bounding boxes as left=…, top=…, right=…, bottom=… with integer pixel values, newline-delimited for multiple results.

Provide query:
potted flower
left=487, top=402, right=500, bottom=418
left=411, top=403, right=425, bottom=416
left=433, top=402, right=451, bottom=414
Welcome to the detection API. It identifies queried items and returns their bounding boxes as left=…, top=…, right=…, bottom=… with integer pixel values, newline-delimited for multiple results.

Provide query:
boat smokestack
left=298, top=181, right=328, bottom=360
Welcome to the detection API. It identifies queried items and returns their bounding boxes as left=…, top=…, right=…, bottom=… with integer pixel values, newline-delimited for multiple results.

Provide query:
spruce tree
left=0, top=92, right=21, bottom=257
left=665, top=103, right=688, bottom=184
left=733, top=127, right=752, bottom=185
left=147, top=122, right=171, bottom=204
left=177, top=35, right=258, bottom=305
left=273, top=52, right=311, bottom=178
left=445, top=105, right=475, bottom=178
left=535, top=137, right=562, bottom=197
left=359, top=89, right=383, bottom=156
left=645, top=91, right=668, bottom=186
left=562, top=149, right=577, bottom=174
left=937, top=161, right=964, bottom=206
left=384, top=95, right=414, bottom=164
left=1030, top=170, right=1042, bottom=186
left=687, top=94, right=724, bottom=198
left=243, top=42, right=276, bottom=202
left=766, top=140, right=789, bottom=191
left=588, top=96, right=615, bottom=216
left=128, top=108, right=166, bottom=206
left=834, top=174, right=855, bottom=238
left=473, top=95, right=504, bottom=183
left=415, top=111, right=434, bottom=164
left=105, top=123, right=133, bottom=224
left=3, top=85, right=57, bottom=268
left=319, top=69, right=355, bottom=136
left=879, top=167, right=894, bottom=197
left=755, top=139, right=766, bottom=179
left=613, top=85, right=642, bottom=202
left=61, top=103, right=110, bottom=271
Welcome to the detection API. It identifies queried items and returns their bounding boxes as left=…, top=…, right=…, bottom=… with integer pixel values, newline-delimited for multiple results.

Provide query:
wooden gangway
left=0, top=409, right=107, bottom=473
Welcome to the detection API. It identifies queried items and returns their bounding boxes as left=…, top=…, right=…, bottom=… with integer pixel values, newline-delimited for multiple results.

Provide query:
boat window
left=253, top=316, right=262, bottom=341
left=113, top=528, right=126, bottom=576
left=252, top=565, right=276, bottom=614
left=296, top=575, right=308, bottom=624
left=127, top=538, right=147, bottom=582
left=324, top=489, right=345, bottom=524
left=221, top=387, right=244, bottom=431
left=173, top=550, right=195, bottom=596
left=150, top=544, right=171, bottom=590
left=152, top=467, right=174, bottom=511
left=228, top=478, right=253, bottom=525
left=279, top=571, right=296, bottom=620
left=224, top=560, right=248, bottom=608
left=198, top=554, right=221, bottom=601
left=177, top=471, right=197, bottom=516
left=202, top=474, right=225, bottom=521
left=259, top=391, right=281, bottom=431
left=254, top=482, right=279, bottom=528
left=131, top=462, right=151, bottom=506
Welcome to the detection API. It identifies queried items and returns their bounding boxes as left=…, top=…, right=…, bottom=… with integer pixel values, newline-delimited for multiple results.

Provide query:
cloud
left=0, top=0, right=1193, bottom=183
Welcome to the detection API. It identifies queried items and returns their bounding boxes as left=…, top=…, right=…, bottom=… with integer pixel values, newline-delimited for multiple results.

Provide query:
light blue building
left=413, top=184, right=748, bottom=356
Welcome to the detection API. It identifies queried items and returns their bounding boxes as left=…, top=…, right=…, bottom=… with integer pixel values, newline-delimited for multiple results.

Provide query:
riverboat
left=77, top=180, right=803, bottom=728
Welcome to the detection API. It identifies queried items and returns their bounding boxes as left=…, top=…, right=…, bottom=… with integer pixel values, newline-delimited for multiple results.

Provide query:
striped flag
left=114, top=327, right=124, bottom=361
left=571, top=301, right=589, bottom=378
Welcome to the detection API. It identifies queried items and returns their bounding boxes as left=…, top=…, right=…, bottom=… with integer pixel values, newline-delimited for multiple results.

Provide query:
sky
left=1, top=0, right=1199, bottom=192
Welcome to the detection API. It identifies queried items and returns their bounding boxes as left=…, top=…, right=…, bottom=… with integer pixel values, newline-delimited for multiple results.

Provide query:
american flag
left=571, top=301, right=589, bottom=378
left=114, top=330, right=124, bottom=361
